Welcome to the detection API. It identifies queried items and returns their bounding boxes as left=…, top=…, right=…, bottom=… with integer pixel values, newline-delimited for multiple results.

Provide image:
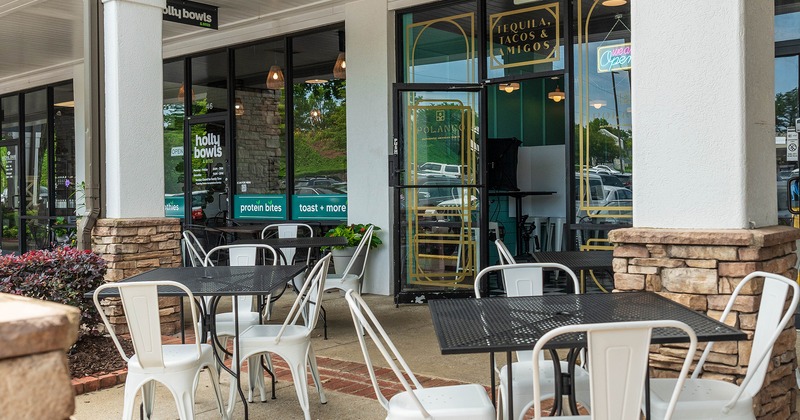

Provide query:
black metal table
left=532, top=250, right=614, bottom=293
left=428, top=292, right=746, bottom=420
left=92, top=264, right=307, bottom=420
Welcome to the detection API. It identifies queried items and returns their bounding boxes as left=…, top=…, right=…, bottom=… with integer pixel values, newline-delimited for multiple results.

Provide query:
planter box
left=331, top=247, right=366, bottom=276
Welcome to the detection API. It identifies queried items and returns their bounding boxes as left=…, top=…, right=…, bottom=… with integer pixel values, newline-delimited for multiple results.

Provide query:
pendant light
left=498, top=82, right=520, bottom=93
left=590, top=99, right=607, bottom=109
left=332, top=31, right=346, bottom=80
left=602, top=0, right=627, bottom=6
left=548, top=85, right=565, bottom=102
left=177, top=83, right=194, bottom=102
left=266, top=65, right=285, bottom=90
left=234, top=98, right=245, bottom=116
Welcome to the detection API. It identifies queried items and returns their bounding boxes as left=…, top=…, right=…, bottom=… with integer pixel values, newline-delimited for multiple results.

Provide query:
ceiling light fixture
left=498, top=82, right=520, bottom=93
left=590, top=100, right=607, bottom=109
left=548, top=86, right=565, bottom=102
left=305, top=79, right=328, bottom=84
left=333, top=30, right=346, bottom=80
left=602, top=0, right=627, bottom=6
left=234, top=98, right=245, bottom=116
left=266, top=65, right=285, bottom=90
left=177, top=83, right=195, bottom=102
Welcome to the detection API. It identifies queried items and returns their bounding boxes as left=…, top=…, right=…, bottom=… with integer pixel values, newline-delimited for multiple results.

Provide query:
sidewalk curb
left=72, top=369, right=127, bottom=396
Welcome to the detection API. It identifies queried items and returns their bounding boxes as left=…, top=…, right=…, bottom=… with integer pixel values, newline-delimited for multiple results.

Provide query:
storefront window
left=486, top=0, right=564, bottom=79
left=291, top=29, right=348, bottom=221
left=401, top=2, right=477, bottom=84
left=0, top=95, right=20, bottom=253
left=574, top=0, right=632, bottom=231
left=52, top=84, right=76, bottom=219
left=488, top=76, right=565, bottom=146
left=163, top=60, right=186, bottom=219
left=233, top=40, right=288, bottom=220
left=191, top=51, right=228, bottom=116
left=776, top=0, right=800, bottom=42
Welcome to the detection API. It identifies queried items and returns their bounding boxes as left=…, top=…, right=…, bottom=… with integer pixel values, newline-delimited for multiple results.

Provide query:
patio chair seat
left=386, top=383, right=495, bottom=419
left=499, top=359, right=591, bottom=415
left=239, top=323, right=311, bottom=345
left=323, top=273, right=359, bottom=292
left=649, top=378, right=755, bottom=420
left=214, top=312, right=262, bottom=337
left=128, top=343, right=216, bottom=374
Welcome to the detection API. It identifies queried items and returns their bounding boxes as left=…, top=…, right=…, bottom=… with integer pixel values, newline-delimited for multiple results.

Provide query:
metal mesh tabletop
left=532, top=251, right=613, bottom=271
left=232, top=236, right=347, bottom=249
left=429, top=292, right=746, bottom=354
left=90, top=265, right=306, bottom=297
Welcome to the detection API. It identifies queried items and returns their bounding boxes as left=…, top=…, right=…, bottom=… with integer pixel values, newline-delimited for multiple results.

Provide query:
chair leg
left=121, top=380, right=141, bottom=420
left=206, top=365, right=228, bottom=419
left=247, top=355, right=267, bottom=403
left=165, top=374, right=198, bottom=420
left=307, top=347, right=327, bottom=404
left=285, top=351, right=312, bottom=420
left=142, top=380, right=156, bottom=419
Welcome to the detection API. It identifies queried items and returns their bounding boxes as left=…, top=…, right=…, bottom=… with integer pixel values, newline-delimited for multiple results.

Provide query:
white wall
left=631, top=0, right=776, bottom=228
left=345, top=0, right=394, bottom=295
left=516, top=145, right=567, bottom=219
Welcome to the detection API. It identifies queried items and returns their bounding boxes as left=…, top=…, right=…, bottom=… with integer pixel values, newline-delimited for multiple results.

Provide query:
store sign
left=163, top=0, right=218, bottom=30
left=292, top=195, right=348, bottom=220
left=233, top=195, right=286, bottom=219
left=164, top=195, right=184, bottom=218
left=597, top=43, right=632, bottom=73
left=489, top=2, right=560, bottom=69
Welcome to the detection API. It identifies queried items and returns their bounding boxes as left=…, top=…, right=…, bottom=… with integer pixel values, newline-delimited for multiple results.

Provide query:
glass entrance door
left=186, top=118, right=229, bottom=224
left=393, top=87, right=484, bottom=302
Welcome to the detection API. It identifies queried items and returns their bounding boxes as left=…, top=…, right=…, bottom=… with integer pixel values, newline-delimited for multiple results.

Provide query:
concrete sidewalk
left=72, top=293, right=490, bottom=419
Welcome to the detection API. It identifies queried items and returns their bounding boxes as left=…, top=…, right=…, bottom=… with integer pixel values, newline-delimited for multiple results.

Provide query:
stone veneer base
left=91, top=218, right=183, bottom=335
left=609, top=226, right=800, bottom=420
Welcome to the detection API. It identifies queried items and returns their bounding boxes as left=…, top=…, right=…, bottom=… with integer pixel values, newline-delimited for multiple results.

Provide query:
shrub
left=0, top=247, right=107, bottom=335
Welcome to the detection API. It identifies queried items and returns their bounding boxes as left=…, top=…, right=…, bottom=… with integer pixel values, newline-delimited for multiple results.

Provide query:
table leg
left=180, top=302, right=185, bottom=344
left=567, top=348, right=581, bottom=414
left=506, top=351, right=514, bottom=420
left=645, top=360, right=651, bottom=419
left=233, top=298, right=249, bottom=420
left=490, top=352, right=496, bottom=407
left=550, top=349, right=563, bottom=416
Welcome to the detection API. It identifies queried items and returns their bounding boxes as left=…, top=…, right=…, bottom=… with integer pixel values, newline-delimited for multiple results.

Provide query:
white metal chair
left=323, top=224, right=374, bottom=296
left=495, top=239, right=516, bottom=265
left=529, top=320, right=697, bottom=420
left=233, top=253, right=332, bottom=420
left=647, top=271, right=800, bottom=420
left=261, top=223, right=314, bottom=319
left=92, top=281, right=227, bottom=420
left=204, top=244, right=278, bottom=401
left=474, top=262, right=590, bottom=420
left=344, top=290, right=496, bottom=419
left=183, top=230, right=208, bottom=268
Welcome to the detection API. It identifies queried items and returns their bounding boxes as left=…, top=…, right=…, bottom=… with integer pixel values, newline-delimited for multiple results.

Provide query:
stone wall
left=91, top=218, right=183, bottom=335
left=0, top=294, right=80, bottom=419
left=609, top=226, right=800, bottom=419
left=235, top=87, right=284, bottom=194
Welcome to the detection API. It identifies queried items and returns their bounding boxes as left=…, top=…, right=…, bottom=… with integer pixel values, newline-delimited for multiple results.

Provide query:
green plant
left=324, top=223, right=382, bottom=250
left=0, top=247, right=107, bottom=337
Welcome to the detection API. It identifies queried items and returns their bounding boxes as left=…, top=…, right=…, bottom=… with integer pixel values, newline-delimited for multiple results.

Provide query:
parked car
left=295, top=186, right=346, bottom=195
left=599, top=186, right=632, bottom=207
left=598, top=174, right=625, bottom=188
left=588, top=164, right=622, bottom=175
left=417, top=162, right=463, bottom=178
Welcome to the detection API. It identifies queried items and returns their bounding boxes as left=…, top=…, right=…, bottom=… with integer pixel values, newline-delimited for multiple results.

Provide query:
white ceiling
left=0, top=0, right=356, bottom=84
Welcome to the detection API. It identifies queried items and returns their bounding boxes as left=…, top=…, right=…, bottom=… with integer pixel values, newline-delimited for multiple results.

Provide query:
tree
left=776, top=87, right=799, bottom=133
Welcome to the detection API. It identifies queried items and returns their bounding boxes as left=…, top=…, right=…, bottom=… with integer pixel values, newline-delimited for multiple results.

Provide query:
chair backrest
left=693, top=271, right=799, bottom=411
left=530, top=320, right=697, bottom=420
left=495, top=239, right=516, bottom=264
left=261, top=223, right=314, bottom=265
left=183, top=230, right=208, bottom=267
left=205, top=244, right=279, bottom=312
left=344, top=290, right=429, bottom=417
left=340, top=225, right=374, bottom=279
left=93, top=280, right=202, bottom=369
left=275, top=253, right=331, bottom=343
left=473, top=262, right=580, bottom=298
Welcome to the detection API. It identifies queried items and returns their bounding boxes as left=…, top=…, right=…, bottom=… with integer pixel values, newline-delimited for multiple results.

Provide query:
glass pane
left=400, top=2, right=478, bottom=83
left=398, top=90, right=480, bottom=293
left=574, top=0, right=632, bottom=229
left=233, top=40, right=288, bottom=220
left=191, top=51, right=228, bottom=115
left=23, top=89, right=48, bottom=250
left=776, top=0, right=800, bottom=42
left=488, top=76, right=565, bottom=146
left=189, top=121, right=228, bottom=223
left=775, top=55, right=799, bottom=225
left=163, top=60, right=186, bottom=219
left=486, top=0, right=565, bottom=79
left=52, top=84, right=76, bottom=219
left=0, top=142, right=19, bottom=254
left=291, top=29, right=348, bottom=220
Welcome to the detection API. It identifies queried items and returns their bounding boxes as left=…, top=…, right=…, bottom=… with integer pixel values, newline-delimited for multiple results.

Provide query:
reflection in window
left=775, top=0, right=800, bottom=42
left=163, top=60, right=185, bottom=217
left=53, top=84, right=76, bottom=218
left=191, top=51, right=228, bottom=115
left=488, top=76, right=565, bottom=146
left=234, top=40, right=287, bottom=195
left=0, top=94, right=20, bottom=252
left=401, top=3, right=478, bottom=83
left=291, top=29, right=348, bottom=200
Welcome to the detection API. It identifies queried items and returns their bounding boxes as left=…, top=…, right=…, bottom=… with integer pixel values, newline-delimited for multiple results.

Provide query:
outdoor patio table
left=91, top=264, right=307, bottom=420
left=428, top=291, right=746, bottom=420
left=532, top=250, right=614, bottom=292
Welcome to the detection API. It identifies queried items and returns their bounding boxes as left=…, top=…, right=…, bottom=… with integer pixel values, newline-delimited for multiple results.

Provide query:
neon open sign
left=597, top=43, right=631, bottom=73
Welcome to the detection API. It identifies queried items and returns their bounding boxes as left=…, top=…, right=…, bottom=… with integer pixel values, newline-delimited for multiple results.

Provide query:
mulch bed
left=68, top=335, right=133, bottom=379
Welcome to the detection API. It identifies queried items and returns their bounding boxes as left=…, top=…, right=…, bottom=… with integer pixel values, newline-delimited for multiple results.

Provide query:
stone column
left=92, top=218, right=183, bottom=334
left=0, top=294, right=80, bottom=419
left=609, top=227, right=800, bottom=419
left=103, top=0, right=166, bottom=218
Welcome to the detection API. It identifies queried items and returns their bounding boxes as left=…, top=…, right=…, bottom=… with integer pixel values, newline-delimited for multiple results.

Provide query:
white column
left=631, top=0, right=775, bottom=229
left=345, top=0, right=394, bottom=295
left=103, top=0, right=165, bottom=218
